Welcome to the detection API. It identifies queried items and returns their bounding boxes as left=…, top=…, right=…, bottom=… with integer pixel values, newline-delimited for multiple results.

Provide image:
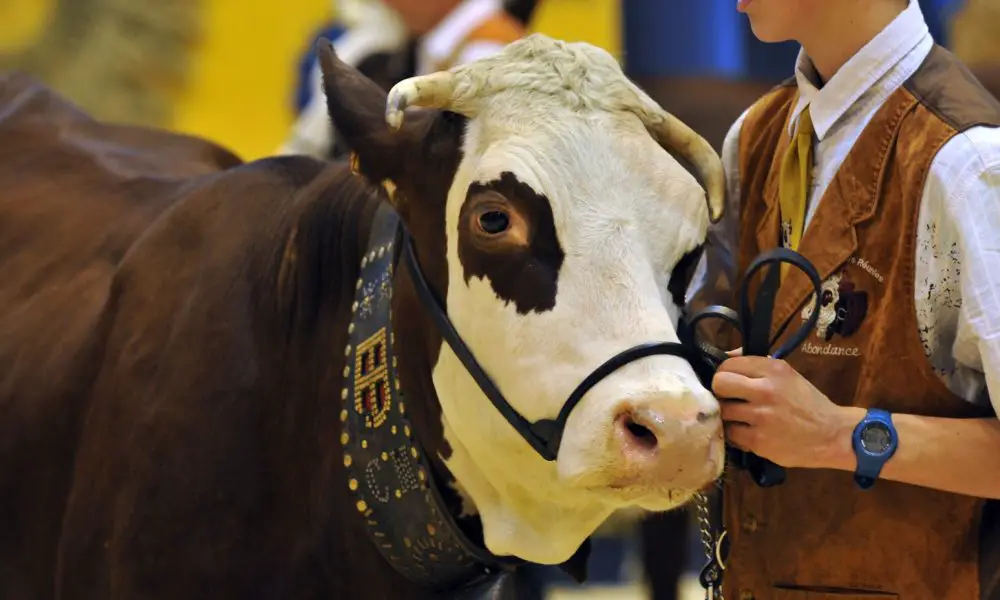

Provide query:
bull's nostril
left=624, top=416, right=658, bottom=450
left=696, top=409, right=719, bottom=424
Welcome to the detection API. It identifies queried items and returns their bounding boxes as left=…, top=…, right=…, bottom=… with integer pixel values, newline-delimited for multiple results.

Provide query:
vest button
left=742, top=515, right=759, bottom=532
left=739, top=590, right=755, bottom=600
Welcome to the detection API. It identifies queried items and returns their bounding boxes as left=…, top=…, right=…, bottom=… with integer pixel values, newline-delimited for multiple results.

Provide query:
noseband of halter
left=400, top=227, right=720, bottom=462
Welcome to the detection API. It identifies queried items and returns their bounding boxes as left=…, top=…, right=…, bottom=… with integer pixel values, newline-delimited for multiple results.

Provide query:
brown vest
left=725, top=46, right=1000, bottom=600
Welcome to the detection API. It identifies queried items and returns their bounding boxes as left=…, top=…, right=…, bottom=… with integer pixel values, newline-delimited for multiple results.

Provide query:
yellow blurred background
left=1, top=0, right=618, bottom=161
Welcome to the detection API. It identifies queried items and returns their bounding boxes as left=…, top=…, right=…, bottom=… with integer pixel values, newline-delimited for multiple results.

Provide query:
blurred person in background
left=277, top=0, right=408, bottom=158
left=278, top=0, right=533, bottom=158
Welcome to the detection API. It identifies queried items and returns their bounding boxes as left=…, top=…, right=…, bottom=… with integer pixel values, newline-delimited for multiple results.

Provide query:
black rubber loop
left=687, top=247, right=825, bottom=487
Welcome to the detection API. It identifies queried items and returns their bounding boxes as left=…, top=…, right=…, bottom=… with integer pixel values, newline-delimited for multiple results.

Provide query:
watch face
left=860, top=422, right=893, bottom=454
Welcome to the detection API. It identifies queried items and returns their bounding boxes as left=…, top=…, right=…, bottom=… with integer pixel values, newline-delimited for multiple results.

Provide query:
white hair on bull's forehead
left=446, top=34, right=666, bottom=119
left=386, top=32, right=727, bottom=223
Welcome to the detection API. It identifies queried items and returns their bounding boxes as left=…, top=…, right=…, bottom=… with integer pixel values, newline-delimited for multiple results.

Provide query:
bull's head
left=318, top=34, right=725, bottom=565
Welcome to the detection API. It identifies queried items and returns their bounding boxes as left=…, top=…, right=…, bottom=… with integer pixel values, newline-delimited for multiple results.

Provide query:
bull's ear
left=316, top=38, right=424, bottom=184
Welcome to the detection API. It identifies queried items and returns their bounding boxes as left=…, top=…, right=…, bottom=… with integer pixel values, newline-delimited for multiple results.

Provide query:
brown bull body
left=0, top=72, right=498, bottom=600
left=0, top=66, right=764, bottom=600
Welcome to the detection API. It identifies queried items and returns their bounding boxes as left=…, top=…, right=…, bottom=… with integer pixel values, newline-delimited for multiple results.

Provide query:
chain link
left=695, top=491, right=714, bottom=557
left=695, top=488, right=725, bottom=600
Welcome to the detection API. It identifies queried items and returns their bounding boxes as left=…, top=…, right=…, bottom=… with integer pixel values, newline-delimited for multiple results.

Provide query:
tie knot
left=796, top=106, right=814, bottom=138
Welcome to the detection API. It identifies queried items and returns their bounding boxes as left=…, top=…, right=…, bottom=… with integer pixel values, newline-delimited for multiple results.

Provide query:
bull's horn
left=644, top=111, right=726, bottom=224
left=385, top=72, right=459, bottom=130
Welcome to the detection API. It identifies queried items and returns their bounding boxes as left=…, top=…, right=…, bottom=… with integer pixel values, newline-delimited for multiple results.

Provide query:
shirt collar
left=417, top=0, right=503, bottom=74
left=788, top=0, right=931, bottom=140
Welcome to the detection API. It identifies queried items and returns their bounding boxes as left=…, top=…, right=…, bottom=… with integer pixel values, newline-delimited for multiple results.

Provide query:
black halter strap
left=401, top=229, right=557, bottom=459
left=401, top=228, right=717, bottom=462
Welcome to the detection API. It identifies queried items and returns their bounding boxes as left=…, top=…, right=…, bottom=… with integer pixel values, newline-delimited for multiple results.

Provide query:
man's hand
left=712, top=355, right=863, bottom=470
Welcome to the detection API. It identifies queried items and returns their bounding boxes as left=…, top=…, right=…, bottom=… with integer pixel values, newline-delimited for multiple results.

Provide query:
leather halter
left=402, top=224, right=721, bottom=462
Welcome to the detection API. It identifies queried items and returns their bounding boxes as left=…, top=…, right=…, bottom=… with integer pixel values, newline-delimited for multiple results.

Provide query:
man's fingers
left=726, top=347, right=743, bottom=357
left=724, top=422, right=755, bottom=452
left=720, top=355, right=800, bottom=381
left=712, top=371, right=777, bottom=404
left=719, top=399, right=762, bottom=425
left=718, top=355, right=775, bottom=376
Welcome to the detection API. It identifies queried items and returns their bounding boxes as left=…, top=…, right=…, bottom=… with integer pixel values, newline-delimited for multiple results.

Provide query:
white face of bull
left=323, top=34, right=727, bottom=566
left=432, top=111, right=726, bottom=563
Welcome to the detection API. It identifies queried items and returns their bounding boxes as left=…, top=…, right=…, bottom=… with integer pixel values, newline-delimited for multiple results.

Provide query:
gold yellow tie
left=778, top=106, right=814, bottom=262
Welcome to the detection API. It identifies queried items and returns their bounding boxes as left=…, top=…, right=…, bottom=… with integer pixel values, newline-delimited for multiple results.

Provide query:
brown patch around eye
left=457, top=172, right=564, bottom=314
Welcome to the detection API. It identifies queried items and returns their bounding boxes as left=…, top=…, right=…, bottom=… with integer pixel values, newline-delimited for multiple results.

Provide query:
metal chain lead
left=695, top=491, right=714, bottom=557
left=695, top=488, right=725, bottom=600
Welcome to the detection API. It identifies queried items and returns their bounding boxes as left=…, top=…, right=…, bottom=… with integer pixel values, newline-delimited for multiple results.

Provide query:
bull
left=0, top=33, right=726, bottom=599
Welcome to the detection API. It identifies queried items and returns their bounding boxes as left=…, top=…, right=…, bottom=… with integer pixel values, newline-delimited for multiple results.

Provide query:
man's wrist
left=818, top=406, right=866, bottom=471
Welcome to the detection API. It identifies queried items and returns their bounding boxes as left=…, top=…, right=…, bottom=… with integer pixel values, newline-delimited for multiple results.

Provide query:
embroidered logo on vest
left=800, top=267, right=869, bottom=342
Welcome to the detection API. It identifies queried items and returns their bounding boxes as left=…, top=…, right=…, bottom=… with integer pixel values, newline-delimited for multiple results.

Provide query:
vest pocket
left=771, top=585, right=898, bottom=599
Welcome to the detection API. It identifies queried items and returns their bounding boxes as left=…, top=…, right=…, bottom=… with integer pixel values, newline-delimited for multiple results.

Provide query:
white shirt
left=689, top=0, right=1000, bottom=414
left=279, top=0, right=509, bottom=157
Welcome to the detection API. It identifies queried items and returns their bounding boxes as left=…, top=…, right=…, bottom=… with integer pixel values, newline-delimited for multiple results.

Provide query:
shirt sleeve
left=928, top=127, right=1000, bottom=415
left=685, top=107, right=750, bottom=346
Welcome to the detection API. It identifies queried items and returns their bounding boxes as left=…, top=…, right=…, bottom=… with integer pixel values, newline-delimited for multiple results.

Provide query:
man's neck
left=799, top=1, right=908, bottom=83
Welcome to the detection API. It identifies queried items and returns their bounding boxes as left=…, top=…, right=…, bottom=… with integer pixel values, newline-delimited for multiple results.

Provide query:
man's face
left=381, top=0, right=464, bottom=35
left=738, top=0, right=824, bottom=43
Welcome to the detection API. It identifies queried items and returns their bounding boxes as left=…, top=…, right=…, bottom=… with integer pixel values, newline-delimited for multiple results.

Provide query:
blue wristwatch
left=851, top=408, right=898, bottom=490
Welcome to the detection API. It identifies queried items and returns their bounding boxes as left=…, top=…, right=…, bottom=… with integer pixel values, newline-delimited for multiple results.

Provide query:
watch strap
left=852, top=408, right=896, bottom=490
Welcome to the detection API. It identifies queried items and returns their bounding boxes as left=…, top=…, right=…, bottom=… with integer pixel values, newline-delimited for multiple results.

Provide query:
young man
left=278, top=0, right=525, bottom=158
left=688, top=0, right=1000, bottom=597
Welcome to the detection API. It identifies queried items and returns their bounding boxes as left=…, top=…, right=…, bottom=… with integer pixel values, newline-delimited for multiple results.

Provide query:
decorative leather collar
left=339, top=202, right=523, bottom=591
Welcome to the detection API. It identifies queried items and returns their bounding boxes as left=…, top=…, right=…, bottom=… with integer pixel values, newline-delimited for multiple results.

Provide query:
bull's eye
left=477, top=211, right=510, bottom=235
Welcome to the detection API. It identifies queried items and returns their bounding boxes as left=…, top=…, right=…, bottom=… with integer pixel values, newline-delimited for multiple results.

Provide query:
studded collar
left=339, top=202, right=524, bottom=592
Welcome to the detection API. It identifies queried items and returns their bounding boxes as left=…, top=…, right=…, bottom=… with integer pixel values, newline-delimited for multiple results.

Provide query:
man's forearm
left=819, top=406, right=1000, bottom=499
